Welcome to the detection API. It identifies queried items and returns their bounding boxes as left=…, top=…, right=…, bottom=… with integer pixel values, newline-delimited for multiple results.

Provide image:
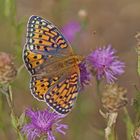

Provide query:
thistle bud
left=101, top=84, right=128, bottom=112
left=133, top=127, right=140, bottom=140
left=0, top=52, right=17, bottom=84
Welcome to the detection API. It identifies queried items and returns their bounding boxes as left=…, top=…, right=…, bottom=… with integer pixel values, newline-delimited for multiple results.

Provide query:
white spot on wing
left=29, top=39, right=33, bottom=43
left=47, top=25, right=54, bottom=29
left=29, top=33, right=33, bottom=37
left=30, top=45, right=34, bottom=50
left=30, top=28, right=33, bottom=32
left=46, top=95, right=50, bottom=99
left=42, top=22, right=46, bottom=26
left=56, top=106, right=59, bottom=109
left=36, top=21, right=39, bottom=24
left=31, top=69, right=35, bottom=74
left=49, top=100, right=52, bottom=103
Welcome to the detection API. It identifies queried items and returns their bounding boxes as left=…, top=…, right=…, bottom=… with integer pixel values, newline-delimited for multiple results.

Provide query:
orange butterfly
left=23, top=15, right=82, bottom=115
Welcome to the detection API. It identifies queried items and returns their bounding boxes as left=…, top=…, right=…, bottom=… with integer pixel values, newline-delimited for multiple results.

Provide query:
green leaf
left=132, top=86, right=140, bottom=126
left=133, top=97, right=140, bottom=114
left=18, top=112, right=25, bottom=127
left=8, top=85, right=13, bottom=102
left=11, top=113, right=18, bottom=129
left=123, top=108, right=134, bottom=140
left=18, top=133, right=25, bottom=140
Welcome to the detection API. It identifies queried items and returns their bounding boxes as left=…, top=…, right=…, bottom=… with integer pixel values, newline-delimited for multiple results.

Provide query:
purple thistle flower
left=87, top=45, right=125, bottom=83
left=62, top=21, right=81, bottom=42
left=79, top=61, right=91, bottom=89
left=22, top=108, right=68, bottom=140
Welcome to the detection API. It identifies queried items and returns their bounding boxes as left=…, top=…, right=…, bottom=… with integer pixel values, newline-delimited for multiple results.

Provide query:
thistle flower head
left=101, top=84, right=128, bottom=112
left=87, top=45, right=125, bottom=83
left=22, top=108, right=68, bottom=140
left=0, top=52, right=17, bottom=84
left=62, top=21, right=81, bottom=42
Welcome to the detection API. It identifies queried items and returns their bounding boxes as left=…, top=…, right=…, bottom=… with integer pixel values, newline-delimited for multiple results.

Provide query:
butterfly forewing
left=23, top=15, right=73, bottom=74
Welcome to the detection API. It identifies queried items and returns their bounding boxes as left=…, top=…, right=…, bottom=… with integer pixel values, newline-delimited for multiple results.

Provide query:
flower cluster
left=22, top=109, right=68, bottom=140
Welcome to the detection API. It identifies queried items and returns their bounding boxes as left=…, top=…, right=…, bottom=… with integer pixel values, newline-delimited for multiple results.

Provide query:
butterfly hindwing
left=45, top=71, right=81, bottom=114
left=23, top=15, right=73, bottom=75
left=30, top=76, right=60, bottom=101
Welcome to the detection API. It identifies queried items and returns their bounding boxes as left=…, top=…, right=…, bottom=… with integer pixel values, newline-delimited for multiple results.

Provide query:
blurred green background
left=0, top=0, right=140, bottom=139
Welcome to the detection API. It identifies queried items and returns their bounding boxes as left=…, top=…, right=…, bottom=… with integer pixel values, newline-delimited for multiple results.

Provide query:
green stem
left=108, top=124, right=117, bottom=140
left=17, top=64, right=24, bottom=75
left=0, top=93, right=7, bottom=137
left=96, top=78, right=101, bottom=98
left=104, top=112, right=118, bottom=140
left=5, top=89, right=13, bottom=111
left=96, top=79, right=100, bottom=94
left=123, top=107, right=134, bottom=140
left=2, top=85, right=24, bottom=140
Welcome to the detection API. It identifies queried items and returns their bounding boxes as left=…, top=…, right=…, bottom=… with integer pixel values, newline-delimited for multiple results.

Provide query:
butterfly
left=23, top=15, right=82, bottom=115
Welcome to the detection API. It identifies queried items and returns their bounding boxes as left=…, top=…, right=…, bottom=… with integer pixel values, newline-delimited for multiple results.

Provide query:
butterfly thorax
left=59, top=55, right=82, bottom=67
